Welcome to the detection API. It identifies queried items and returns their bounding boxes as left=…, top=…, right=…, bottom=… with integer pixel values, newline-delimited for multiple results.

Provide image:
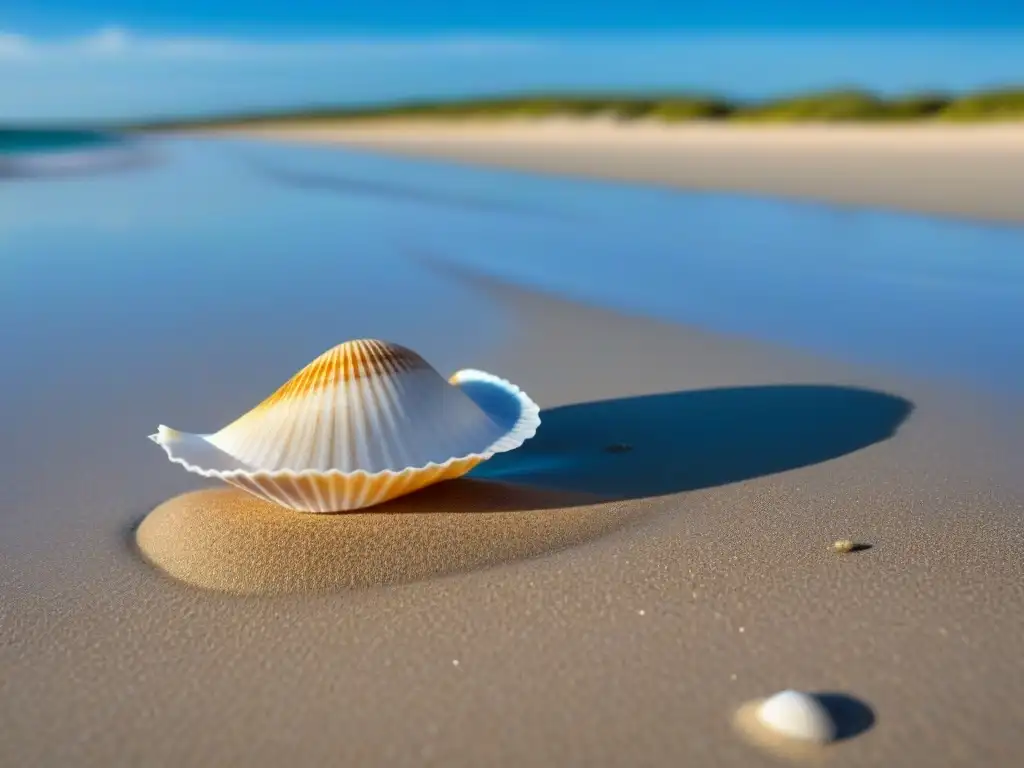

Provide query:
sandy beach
left=2, top=129, right=1024, bottom=767
left=4, top=260, right=1024, bottom=766
left=223, top=119, right=1024, bottom=224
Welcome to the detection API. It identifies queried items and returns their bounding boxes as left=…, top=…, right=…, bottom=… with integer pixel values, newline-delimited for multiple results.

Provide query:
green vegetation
left=646, top=97, right=733, bottom=121
left=733, top=87, right=1024, bottom=123
left=122, top=86, right=1024, bottom=130
left=731, top=89, right=951, bottom=122
left=938, top=88, right=1024, bottom=122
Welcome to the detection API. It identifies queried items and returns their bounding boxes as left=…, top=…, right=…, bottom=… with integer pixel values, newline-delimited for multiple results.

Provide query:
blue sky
left=2, top=2, right=1023, bottom=121
left=7, top=1, right=1024, bottom=34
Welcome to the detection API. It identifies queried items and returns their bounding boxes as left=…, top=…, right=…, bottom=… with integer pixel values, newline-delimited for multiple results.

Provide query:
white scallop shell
left=756, top=690, right=837, bottom=744
left=149, top=340, right=541, bottom=512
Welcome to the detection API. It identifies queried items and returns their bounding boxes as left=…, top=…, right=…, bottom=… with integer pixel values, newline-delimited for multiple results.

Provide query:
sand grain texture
left=4, top=274, right=1024, bottom=767
left=137, top=484, right=634, bottom=594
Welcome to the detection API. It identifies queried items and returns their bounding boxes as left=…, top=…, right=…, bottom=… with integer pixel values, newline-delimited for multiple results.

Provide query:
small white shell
left=150, top=340, right=540, bottom=512
left=756, top=690, right=837, bottom=744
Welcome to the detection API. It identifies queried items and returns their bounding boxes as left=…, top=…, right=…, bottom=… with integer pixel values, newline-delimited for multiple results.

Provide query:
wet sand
left=3, top=266, right=1024, bottom=766
left=224, top=119, right=1024, bottom=224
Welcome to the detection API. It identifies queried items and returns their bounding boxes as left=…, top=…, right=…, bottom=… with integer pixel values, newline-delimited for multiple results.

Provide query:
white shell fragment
left=149, top=339, right=541, bottom=512
left=756, top=690, right=837, bottom=744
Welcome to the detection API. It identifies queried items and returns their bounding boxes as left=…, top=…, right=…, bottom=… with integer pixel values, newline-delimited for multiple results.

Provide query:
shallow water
left=2, top=134, right=1023, bottom=452
left=131, top=136, right=1024, bottom=396
left=0, top=128, right=154, bottom=179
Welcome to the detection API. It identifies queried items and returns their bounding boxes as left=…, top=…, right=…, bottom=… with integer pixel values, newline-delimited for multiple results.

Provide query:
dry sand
left=3, top=264, right=1024, bottom=767
left=223, top=118, right=1024, bottom=224
left=136, top=483, right=626, bottom=595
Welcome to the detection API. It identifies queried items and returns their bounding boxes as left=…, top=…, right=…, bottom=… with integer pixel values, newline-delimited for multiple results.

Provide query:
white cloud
left=0, top=26, right=544, bottom=62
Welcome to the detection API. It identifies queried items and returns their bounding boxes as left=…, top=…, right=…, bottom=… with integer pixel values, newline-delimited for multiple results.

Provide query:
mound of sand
left=136, top=482, right=642, bottom=595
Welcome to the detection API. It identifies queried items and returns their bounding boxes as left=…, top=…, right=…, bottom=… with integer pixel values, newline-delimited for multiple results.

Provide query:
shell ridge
left=293, top=346, right=340, bottom=470
left=328, top=475, right=343, bottom=510
left=156, top=370, right=539, bottom=479
left=287, top=476, right=315, bottom=510
left=272, top=475, right=299, bottom=507
left=349, top=352, right=373, bottom=471
left=262, top=474, right=296, bottom=507
left=313, top=348, right=337, bottom=468
left=352, top=373, right=373, bottom=473
left=395, top=372, right=432, bottom=468
left=213, top=357, right=529, bottom=474
left=374, top=474, right=398, bottom=507
left=372, top=363, right=409, bottom=470
left=152, top=346, right=541, bottom=511
left=330, top=351, right=348, bottom=471
left=303, top=474, right=327, bottom=512
left=258, top=386, right=297, bottom=470
left=306, top=385, right=333, bottom=471
left=311, top=386, right=329, bottom=472
left=247, top=475, right=290, bottom=508
left=363, top=473, right=381, bottom=508
left=297, top=352, right=329, bottom=470
left=266, top=381, right=305, bottom=468
left=286, top=350, right=330, bottom=469
left=385, top=467, right=416, bottom=500
left=342, top=346, right=359, bottom=471
left=347, top=344, right=370, bottom=471
left=324, top=348, right=341, bottom=470
left=380, top=342, right=420, bottom=469
left=372, top=368, right=407, bottom=470
left=223, top=475, right=269, bottom=504
left=362, top=344, right=399, bottom=471
left=347, top=473, right=368, bottom=509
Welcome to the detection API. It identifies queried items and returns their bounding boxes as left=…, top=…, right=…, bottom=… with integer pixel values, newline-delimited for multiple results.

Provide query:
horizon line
left=5, top=83, right=1014, bottom=128
left=4, top=26, right=1024, bottom=62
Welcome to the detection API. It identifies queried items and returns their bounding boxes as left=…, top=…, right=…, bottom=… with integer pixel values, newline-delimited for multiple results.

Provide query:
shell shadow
left=812, top=692, right=877, bottom=741
left=733, top=691, right=876, bottom=759
left=461, top=382, right=914, bottom=505
left=134, top=383, right=911, bottom=594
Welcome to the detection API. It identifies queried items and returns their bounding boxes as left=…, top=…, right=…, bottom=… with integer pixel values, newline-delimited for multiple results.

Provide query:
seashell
left=149, top=339, right=541, bottom=512
left=755, top=690, right=837, bottom=744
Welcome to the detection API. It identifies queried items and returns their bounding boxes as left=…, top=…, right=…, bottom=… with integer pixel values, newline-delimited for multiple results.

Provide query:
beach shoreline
left=4, top=262, right=1024, bottom=766
left=210, top=118, right=1024, bottom=224
left=4, top=125, right=1024, bottom=766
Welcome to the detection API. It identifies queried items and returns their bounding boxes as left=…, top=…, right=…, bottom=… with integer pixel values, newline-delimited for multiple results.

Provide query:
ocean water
left=0, top=128, right=123, bottom=155
left=2, top=133, right=1023, bottom=403
left=0, top=128, right=153, bottom=178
